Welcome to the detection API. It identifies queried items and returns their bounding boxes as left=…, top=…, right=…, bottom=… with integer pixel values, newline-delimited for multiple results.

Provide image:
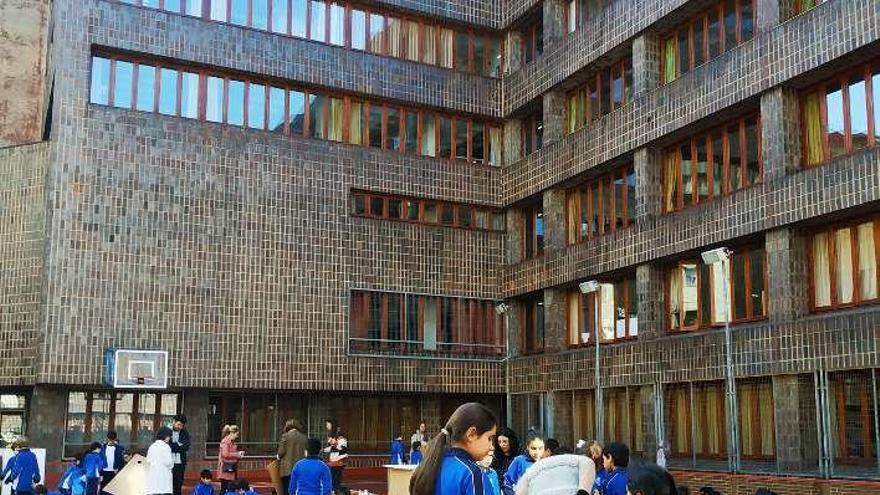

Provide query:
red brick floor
left=183, top=468, right=388, bottom=495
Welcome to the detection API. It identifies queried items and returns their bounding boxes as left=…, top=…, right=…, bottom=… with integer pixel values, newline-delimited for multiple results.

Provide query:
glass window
left=696, top=138, right=709, bottom=202
left=268, top=87, right=285, bottom=132
left=750, top=248, right=766, bottom=317
left=740, top=0, right=754, bottom=42
left=158, top=68, right=178, bottom=116
left=386, top=107, right=400, bottom=151
left=424, top=203, right=437, bottom=223
left=90, top=57, right=111, bottom=105
left=329, top=3, right=344, bottom=46
left=459, top=206, right=472, bottom=228
left=271, top=0, right=288, bottom=34
left=252, top=0, right=268, bottom=30
left=388, top=199, right=402, bottom=219
left=455, top=119, right=469, bottom=161
left=180, top=72, right=199, bottom=119
left=370, top=196, right=384, bottom=217
left=369, top=104, right=383, bottom=148
left=405, top=20, right=419, bottom=62
left=206, top=76, right=224, bottom=123
left=488, top=126, right=501, bottom=165
left=728, top=123, right=742, bottom=191
left=813, top=232, right=832, bottom=307
left=113, top=61, right=133, bottom=109
left=681, top=142, right=693, bottom=206
left=310, top=0, right=326, bottom=42
left=387, top=17, right=402, bottom=58
left=248, top=83, right=266, bottom=129
left=849, top=76, right=868, bottom=150
left=309, top=94, right=325, bottom=139
left=292, top=0, right=307, bottom=37
left=349, top=100, right=363, bottom=145
left=135, top=64, right=155, bottom=112
left=439, top=28, right=454, bottom=68
left=405, top=201, right=419, bottom=221
left=724, top=0, right=737, bottom=51
left=210, top=0, right=227, bottom=21
left=289, top=90, right=305, bottom=135
left=708, top=11, right=721, bottom=59
left=328, top=96, right=343, bottom=142
left=353, top=194, right=366, bottom=215
left=745, top=117, right=760, bottom=186
left=835, top=228, right=854, bottom=304
left=472, top=122, right=484, bottom=163
left=227, top=80, right=245, bottom=126
left=439, top=117, right=452, bottom=158
left=423, top=25, right=437, bottom=65
left=455, top=31, right=470, bottom=72
left=732, top=252, right=747, bottom=320
left=804, top=90, right=824, bottom=166
left=422, top=114, right=437, bottom=157
left=857, top=222, right=878, bottom=301
left=694, top=20, right=705, bottom=67
left=827, top=83, right=846, bottom=158
left=185, top=0, right=202, bottom=17
left=404, top=111, right=418, bottom=154
left=230, top=0, right=247, bottom=26
left=874, top=71, right=880, bottom=143
left=351, top=9, right=366, bottom=50
left=440, top=204, right=455, bottom=225
left=369, top=13, right=385, bottom=54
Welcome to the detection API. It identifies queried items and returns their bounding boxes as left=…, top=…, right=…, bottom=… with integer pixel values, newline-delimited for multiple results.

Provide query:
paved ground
left=183, top=469, right=389, bottom=495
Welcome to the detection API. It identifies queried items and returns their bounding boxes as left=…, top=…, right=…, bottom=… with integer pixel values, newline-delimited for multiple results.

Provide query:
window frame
left=807, top=215, right=880, bottom=312
left=520, top=296, right=545, bottom=356
left=566, top=275, right=638, bottom=348
left=520, top=204, right=544, bottom=260
left=565, top=164, right=635, bottom=244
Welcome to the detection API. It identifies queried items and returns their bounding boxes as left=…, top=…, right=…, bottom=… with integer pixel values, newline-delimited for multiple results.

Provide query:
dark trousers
left=330, top=466, right=344, bottom=491
left=172, top=464, right=186, bottom=495
left=280, top=475, right=290, bottom=495
left=86, top=478, right=100, bottom=495
left=100, top=471, right=117, bottom=494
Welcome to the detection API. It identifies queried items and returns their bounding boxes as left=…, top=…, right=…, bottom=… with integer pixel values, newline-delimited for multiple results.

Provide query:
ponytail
left=409, top=402, right=497, bottom=495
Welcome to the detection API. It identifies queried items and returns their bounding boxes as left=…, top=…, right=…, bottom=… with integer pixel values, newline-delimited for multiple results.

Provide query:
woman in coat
left=216, top=425, right=244, bottom=495
left=146, top=427, right=174, bottom=495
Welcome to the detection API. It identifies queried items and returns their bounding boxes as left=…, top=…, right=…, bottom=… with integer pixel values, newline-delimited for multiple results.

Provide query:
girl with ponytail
left=409, top=402, right=498, bottom=495
left=502, top=436, right=545, bottom=495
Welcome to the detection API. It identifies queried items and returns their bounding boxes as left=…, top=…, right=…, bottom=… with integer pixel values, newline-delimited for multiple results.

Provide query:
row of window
left=802, top=63, right=880, bottom=167
left=565, top=0, right=603, bottom=35
left=566, top=59, right=634, bottom=134
left=810, top=216, right=879, bottom=311
left=89, top=54, right=502, bottom=165
left=565, top=164, right=636, bottom=245
left=0, top=394, right=26, bottom=446
left=519, top=17, right=543, bottom=65
left=662, top=0, right=756, bottom=84
left=663, top=115, right=761, bottom=213
left=117, top=0, right=503, bottom=77
left=566, top=277, right=638, bottom=347
left=352, top=191, right=505, bottom=232
left=349, top=291, right=504, bottom=358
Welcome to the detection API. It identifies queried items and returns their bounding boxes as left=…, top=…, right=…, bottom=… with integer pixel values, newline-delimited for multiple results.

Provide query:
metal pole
left=595, top=325, right=603, bottom=443
left=505, top=312, right=512, bottom=428
left=872, top=369, right=880, bottom=476
left=722, top=257, right=740, bottom=473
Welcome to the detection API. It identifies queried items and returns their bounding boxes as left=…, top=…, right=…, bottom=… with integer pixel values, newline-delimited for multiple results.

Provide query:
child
left=409, top=402, right=497, bottom=495
left=81, top=443, right=104, bottom=495
left=288, top=438, right=331, bottom=495
left=58, top=455, right=85, bottom=495
left=1, top=440, right=20, bottom=485
left=477, top=452, right=500, bottom=495
left=389, top=436, right=406, bottom=465
left=8, top=437, right=41, bottom=495
left=625, top=463, right=677, bottom=495
left=409, top=442, right=423, bottom=465
left=192, top=470, right=215, bottom=495
left=503, top=436, right=545, bottom=495
left=598, top=442, right=629, bottom=495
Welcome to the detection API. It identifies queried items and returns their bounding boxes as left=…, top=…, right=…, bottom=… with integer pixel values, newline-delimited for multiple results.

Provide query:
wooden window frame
left=565, top=164, right=634, bottom=245
left=831, top=371, right=877, bottom=464
left=566, top=275, right=638, bottom=348
left=349, top=190, right=505, bottom=233
left=520, top=296, right=544, bottom=356
left=807, top=215, right=880, bottom=312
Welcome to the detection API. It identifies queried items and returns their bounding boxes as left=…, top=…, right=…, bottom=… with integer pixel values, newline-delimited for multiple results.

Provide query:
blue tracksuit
left=288, top=456, right=331, bottom=495
left=100, top=444, right=125, bottom=473
left=410, top=450, right=423, bottom=465
left=597, top=468, right=628, bottom=495
left=485, top=468, right=501, bottom=495
left=1, top=452, right=16, bottom=484
left=433, top=448, right=493, bottom=495
left=192, top=482, right=214, bottom=495
left=58, top=463, right=84, bottom=495
left=9, top=448, right=41, bottom=493
left=389, top=440, right=406, bottom=464
left=81, top=452, right=104, bottom=480
left=502, top=454, right=535, bottom=494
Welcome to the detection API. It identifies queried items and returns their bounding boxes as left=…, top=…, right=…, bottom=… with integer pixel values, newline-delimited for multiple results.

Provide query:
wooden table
left=385, top=464, right=418, bottom=495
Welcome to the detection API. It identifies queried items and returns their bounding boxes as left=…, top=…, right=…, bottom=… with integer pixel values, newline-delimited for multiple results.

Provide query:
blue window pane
left=113, top=61, right=133, bottom=109
left=248, top=84, right=266, bottom=129
left=164, top=0, right=181, bottom=12
left=351, top=10, right=366, bottom=50
left=210, top=0, right=227, bottom=21
left=329, top=3, right=344, bottom=46
left=206, top=76, right=224, bottom=123
left=271, top=0, right=288, bottom=33
left=252, top=0, right=268, bottom=30
left=826, top=84, right=845, bottom=158
left=143, top=0, right=160, bottom=8
left=310, top=0, right=326, bottom=42
left=228, top=80, right=245, bottom=126
left=180, top=72, right=199, bottom=119
left=292, top=0, right=307, bottom=37
left=159, top=68, right=178, bottom=116
left=90, top=57, right=111, bottom=105
left=289, top=90, right=305, bottom=134
left=136, top=64, right=155, bottom=112
left=185, top=0, right=202, bottom=16
left=268, top=87, right=285, bottom=132
left=230, top=0, right=247, bottom=26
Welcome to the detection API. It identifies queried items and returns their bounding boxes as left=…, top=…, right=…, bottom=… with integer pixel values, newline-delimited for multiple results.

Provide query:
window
left=350, top=291, right=504, bottom=358
left=666, top=381, right=727, bottom=459
left=247, top=83, right=266, bottom=130
left=309, top=0, right=326, bottom=42
left=206, top=394, right=306, bottom=457
left=350, top=191, right=504, bottom=232
left=271, top=0, right=288, bottom=34
left=830, top=370, right=879, bottom=464
left=521, top=204, right=543, bottom=260
left=0, top=394, right=26, bottom=446
left=661, top=0, right=756, bottom=83
left=455, top=31, right=471, bottom=72
left=522, top=111, right=543, bottom=156
left=567, top=59, right=633, bottom=133
left=113, top=61, right=134, bottom=109
left=567, top=276, right=637, bottom=346
left=135, top=64, right=155, bottom=112
left=351, top=9, right=366, bottom=50
left=180, top=72, right=199, bottom=119
left=802, top=63, right=880, bottom=167
left=520, top=19, right=543, bottom=65
left=738, top=379, right=776, bottom=460
left=795, top=0, right=827, bottom=14
left=604, top=387, right=645, bottom=454
left=572, top=390, right=596, bottom=443
left=566, top=164, right=635, bottom=243
left=291, top=0, right=307, bottom=37
left=158, top=68, right=178, bottom=116
left=329, top=3, right=344, bottom=46
left=521, top=295, right=544, bottom=355
left=90, top=57, right=111, bottom=105
left=809, top=216, right=879, bottom=311
left=664, top=114, right=761, bottom=213
left=667, top=247, right=766, bottom=331
left=64, top=391, right=179, bottom=458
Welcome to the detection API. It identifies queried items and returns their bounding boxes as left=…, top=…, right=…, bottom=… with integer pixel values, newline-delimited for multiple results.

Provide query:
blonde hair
left=588, top=440, right=603, bottom=459
left=222, top=425, right=239, bottom=437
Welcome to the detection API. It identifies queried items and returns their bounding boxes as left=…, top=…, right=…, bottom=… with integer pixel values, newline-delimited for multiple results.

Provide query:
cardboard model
left=104, top=454, right=148, bottom=495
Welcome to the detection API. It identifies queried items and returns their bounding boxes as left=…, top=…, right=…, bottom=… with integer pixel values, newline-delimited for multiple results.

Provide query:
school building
left=0, top=0, right=879, bottom=493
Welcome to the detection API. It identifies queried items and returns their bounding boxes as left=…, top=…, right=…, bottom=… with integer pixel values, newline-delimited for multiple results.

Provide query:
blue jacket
left=389, top=440, right=406, bottom=464
left=81, top=452, right=104, bottom=480
left=409, top=450, right=423, bottom=465
left=1, top=452, right=16, bottom=483
left=100, top=444, right=125, bottom=472
left=598, top=468, right=628, bottom=495
left=58, top=463, right=84, bottom=491
left=502, top=454, right=535, bottom=493
left=288, top=456, right=331, bottom=495
left=591, top=468, right=607, bottom=495
left=9, top=448, right=40, bottom=493
left=192, top=482, right=214, bottom=495
left=485, top=468, right=501, bottom=495
left=433, top=448, right=493, bottom=495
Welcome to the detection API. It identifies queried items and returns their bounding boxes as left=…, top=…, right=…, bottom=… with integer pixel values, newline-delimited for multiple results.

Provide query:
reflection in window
left=268, top=87, right=285, bottom=132
left=90, top=57, right=111, bottom=105
left=271, top=0, right=288, bottom=33
left=159, top=68, right=178, bottom=116
left=291, top=0, right=307, bottom=37
left=386, top=107, right=400, bottom=150
left=329, top=3, right=345, bottom=46
left=849, top=77, right=868, bottom=150
left=827, top=84, right=845, bottom=158
left=351, top=9, right=366, bottom=50
left=180, top=72, right=199, bottom=119
left=136, top=64, right=155, bottom=112
left=248, top=83, right=266, bottom=129
left=227, top=80, right=245, bottom=126
left=289, top=90, right=305, bottom=135
left=369, top=104, right=383, bottom=148
left=230, top=0, right=247, bottom=26
left=422, top=115, right=437, bottom=157
left=113, top=61, right=133, bottom=109
left=310, top=1, right=326, bottom=42
left=455, top=120, right=469, bottom=160
left=206, top=76, right=224, bottom=123
left=210, top=0, right=227, bottom=21
left=309, top=94, right=325, bottom=139
left=252, top=0, right=268, bottom=30
left=404, top=111, right=418, bottom=154
left=439, top=117, right=452, bottom=159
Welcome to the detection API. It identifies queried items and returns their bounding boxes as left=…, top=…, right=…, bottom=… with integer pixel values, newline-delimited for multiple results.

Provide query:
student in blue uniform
left=390, top=436, right=407, bottom=465
left=597, top=442, right=629, bottom=495
left=58, top=455, right=85, bottom=495
left=476, top=452, right=501, bottom=495
left=81, top=443, right=104, bottom=495
left=8, top=437, right=41, bottom=495
left=409, top=442, right=423, bottom=465
left=288, top=438, right=332, bottom=495
left=502, top=436, right=545, bottom=495
left=625, top=463, right=677, bottom=495
left=409, top=402, right=497, bottom=495
left=192, top=470, right=215, bottom=495
left=1, top=440, right=20, bottom=485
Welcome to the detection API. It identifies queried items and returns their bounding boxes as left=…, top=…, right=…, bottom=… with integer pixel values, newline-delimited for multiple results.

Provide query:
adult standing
left=169, top=415, right=191, bottom=495
left=145, top=427, right=174, bottom=495
left=216, top=425, right=244, bottom=495
left=276, top=419, right=307, bottom=495
left=100, top=431, right=125, bottom=494
left=409, top=422, right=429, bottom=449
left=325, top=426, right=348, bottom=495
left=491, top=428, right=520, bottom=481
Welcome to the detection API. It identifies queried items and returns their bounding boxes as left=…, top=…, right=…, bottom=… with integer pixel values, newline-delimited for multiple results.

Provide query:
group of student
left=408, top=402, right=680, bottom=495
